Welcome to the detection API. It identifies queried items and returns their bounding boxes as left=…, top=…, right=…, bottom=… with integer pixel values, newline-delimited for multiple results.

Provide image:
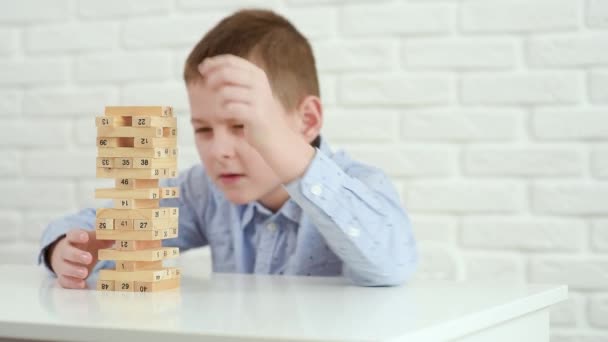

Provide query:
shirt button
left=310, top=184, right=323, bottom=196
left=347, top=226, right=360, bottom=238
left=266, top=222, right=277, bottom=232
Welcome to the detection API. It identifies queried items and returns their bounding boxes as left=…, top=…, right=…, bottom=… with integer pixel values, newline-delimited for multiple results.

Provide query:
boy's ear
left=295, top=95, right=323, bottom=144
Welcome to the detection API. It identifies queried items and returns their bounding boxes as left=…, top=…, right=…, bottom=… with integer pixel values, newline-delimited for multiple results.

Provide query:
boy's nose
left=209, top=131, right=236, bottom=160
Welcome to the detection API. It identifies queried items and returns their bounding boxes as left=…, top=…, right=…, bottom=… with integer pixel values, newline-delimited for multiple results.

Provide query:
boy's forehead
left=187, top=82, right=212, bottom=120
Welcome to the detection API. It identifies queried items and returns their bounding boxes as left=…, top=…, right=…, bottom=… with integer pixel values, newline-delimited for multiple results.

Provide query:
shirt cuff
left=38, top=234, right=66, bottom=276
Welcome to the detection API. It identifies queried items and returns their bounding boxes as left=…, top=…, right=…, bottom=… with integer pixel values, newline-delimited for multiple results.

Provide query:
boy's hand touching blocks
left=48, top=229, right=113, bottom=289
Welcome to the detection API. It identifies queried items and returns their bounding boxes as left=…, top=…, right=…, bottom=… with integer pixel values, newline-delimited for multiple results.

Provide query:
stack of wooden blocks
left=94, top=106, right=181, bottom=292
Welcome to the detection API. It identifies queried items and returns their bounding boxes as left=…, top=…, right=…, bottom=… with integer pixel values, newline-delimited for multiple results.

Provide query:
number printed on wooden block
left=113, top=198, right=160, bottom=209
left=132, top=116, right=177, bottom=128
left=97, top=137, right=116, bottom=148
left=115, top=219, right=133, bottom=230
left=116, top=260, right=163, bottom=272
left=160, top=187, right=179, bottom=198
left=97, top=280, right=115, bottom=291
left=96, top=218, right=114, bottom=230
left=117, top=280, right=134, bottom=292
left=96, top=157, right=113, bottom=168
left=113, top=178, right=160, bottom=190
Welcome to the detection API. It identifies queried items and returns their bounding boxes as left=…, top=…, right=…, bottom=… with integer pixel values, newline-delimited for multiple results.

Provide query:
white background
left=0, top=0, right=607, bottom=340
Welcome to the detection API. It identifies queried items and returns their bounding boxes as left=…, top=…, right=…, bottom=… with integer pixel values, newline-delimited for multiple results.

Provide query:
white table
left=0, top=265, right=567, bottom=342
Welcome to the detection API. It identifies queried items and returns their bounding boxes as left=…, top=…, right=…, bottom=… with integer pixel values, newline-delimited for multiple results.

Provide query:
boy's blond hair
left=183, top=9, right=320, bottom=111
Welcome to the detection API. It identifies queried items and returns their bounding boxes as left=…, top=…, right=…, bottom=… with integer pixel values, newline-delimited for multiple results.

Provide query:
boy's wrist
left=43, top=234, right=66, bottom=273
left=257, top=131, right=316, bottom=184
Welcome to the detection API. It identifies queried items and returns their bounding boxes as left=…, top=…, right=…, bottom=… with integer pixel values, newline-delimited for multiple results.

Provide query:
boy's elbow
left=346, top=257, right=418, bottom=287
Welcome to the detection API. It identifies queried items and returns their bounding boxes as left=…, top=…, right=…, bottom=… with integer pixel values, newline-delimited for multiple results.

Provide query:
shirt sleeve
left=38, top=165, right=210, bottom=275
left=284, top=149, right=418, bottom=287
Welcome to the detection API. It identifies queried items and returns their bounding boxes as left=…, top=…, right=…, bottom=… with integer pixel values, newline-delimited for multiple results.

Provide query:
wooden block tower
left=94, top=106, right=181, bottom=292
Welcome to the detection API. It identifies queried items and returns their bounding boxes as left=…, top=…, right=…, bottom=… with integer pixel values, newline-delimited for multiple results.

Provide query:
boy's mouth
left=218, top=173, right=245, bottom=185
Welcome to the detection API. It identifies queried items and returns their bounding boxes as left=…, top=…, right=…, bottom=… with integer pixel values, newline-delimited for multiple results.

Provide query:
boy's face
left=186, top=81, right=298, bottom=209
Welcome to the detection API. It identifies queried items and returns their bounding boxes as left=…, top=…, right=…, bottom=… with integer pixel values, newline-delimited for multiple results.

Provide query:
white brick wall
left=0, top=0, right=606, bottom=339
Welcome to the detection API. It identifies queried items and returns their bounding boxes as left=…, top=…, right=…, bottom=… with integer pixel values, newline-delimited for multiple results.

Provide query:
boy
left=38, top=9, right=417, bottom=288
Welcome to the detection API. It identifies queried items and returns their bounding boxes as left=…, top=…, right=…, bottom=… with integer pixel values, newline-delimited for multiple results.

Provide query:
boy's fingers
left=217, top=85, right=251, bottom=106
left=93, top=238, right=114, bottom=251
left=199, top=55, right=262, bottom=83
left=58, top=275, right=86, bottom=289
left=56, top=261, right=88, bottom=280
left=60, top=243, right=92, bottom=265
left=66, top=229, right=89, bottom=244
left=224, top=102, right=248, bottom=119
left=200, top=54, right=252, bottom=73
left=205, top=67, right=254, bottom=90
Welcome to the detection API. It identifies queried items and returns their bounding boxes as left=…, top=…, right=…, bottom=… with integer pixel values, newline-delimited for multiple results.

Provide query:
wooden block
left=97, top=137, right=117, bottom=148
left=96, top=116, right=130, bottom=127
left=133, top=218, right=178, bottom=231
left=97, top=279, right=115, bottom=291
left=134, top=277, right=180, bottom=292
left=134, top=137, right=177, bottom=148
left=96, top=218, right=114, bottom=230
left=115, top=240, right=162, bottom=251
left=117, top=280, right=134, bottom=292
left=163, top=168, right=178, bottom=178
left=97, top=127, right=163, bottom=138
left=160, top=187, right=179, bottom=199
left=163, top=127, right=177, bottom=137
left=97, top=167, right=168, bottom=179
left=132, top=116, right=177, bottom=128
left=98, top=147, right=172, bottom=158
left=105, top=106, right=172, bottom=117
left=116, top=260, right=163, bottom=272
left=96, top=227, right=178, bottom=241
left=98, top=247, right=179, bottom=261
left=113, top=157, right=133, bottom=169
left=115, top=219, right=133, bottom=230
left=99, top=267, right=177, bottom=282
left=97, top=137, right=134, bottom=148
left=96, top=157, right=113, bottom=168
left=113, top=198, right=160, bottom=209
left=96, top=208, right=175, bottom=220
left=132, top=158, right=177, bottom=169
left=114, top=178, right=159, bottom=189
left=96, top=116, right=113, bottom=127
left=95, top=188, right=160, bottom=200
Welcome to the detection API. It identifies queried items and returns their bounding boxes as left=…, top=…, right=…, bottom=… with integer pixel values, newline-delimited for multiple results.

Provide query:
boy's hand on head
left=49, top=229, right=113, bottom=289
left=198, top=54, right=316, bottom=183
left=198, top=54, right=285, bottom=146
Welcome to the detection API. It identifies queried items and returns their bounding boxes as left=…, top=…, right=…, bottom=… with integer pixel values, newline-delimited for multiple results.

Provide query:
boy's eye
left=232, top=124, right=244, bottom=130
left=195, top=127, right=212, bottom=134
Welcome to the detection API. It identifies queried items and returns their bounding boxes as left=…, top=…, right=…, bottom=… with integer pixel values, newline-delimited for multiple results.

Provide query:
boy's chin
left=222, top=190, right=257, bottom=205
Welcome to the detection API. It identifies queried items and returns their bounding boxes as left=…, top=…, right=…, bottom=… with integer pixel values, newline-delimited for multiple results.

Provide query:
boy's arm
left=284, top=150, right=418, bottom=287
left=38, top=165, right=210, bottom=274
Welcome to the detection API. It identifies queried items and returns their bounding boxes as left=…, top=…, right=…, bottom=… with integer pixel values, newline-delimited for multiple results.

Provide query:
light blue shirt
left=39, top=140, right=418, bottom=286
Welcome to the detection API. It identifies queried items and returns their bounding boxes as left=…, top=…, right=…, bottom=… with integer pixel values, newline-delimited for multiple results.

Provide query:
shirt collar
left=240, top=197, right=302, bottom=229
